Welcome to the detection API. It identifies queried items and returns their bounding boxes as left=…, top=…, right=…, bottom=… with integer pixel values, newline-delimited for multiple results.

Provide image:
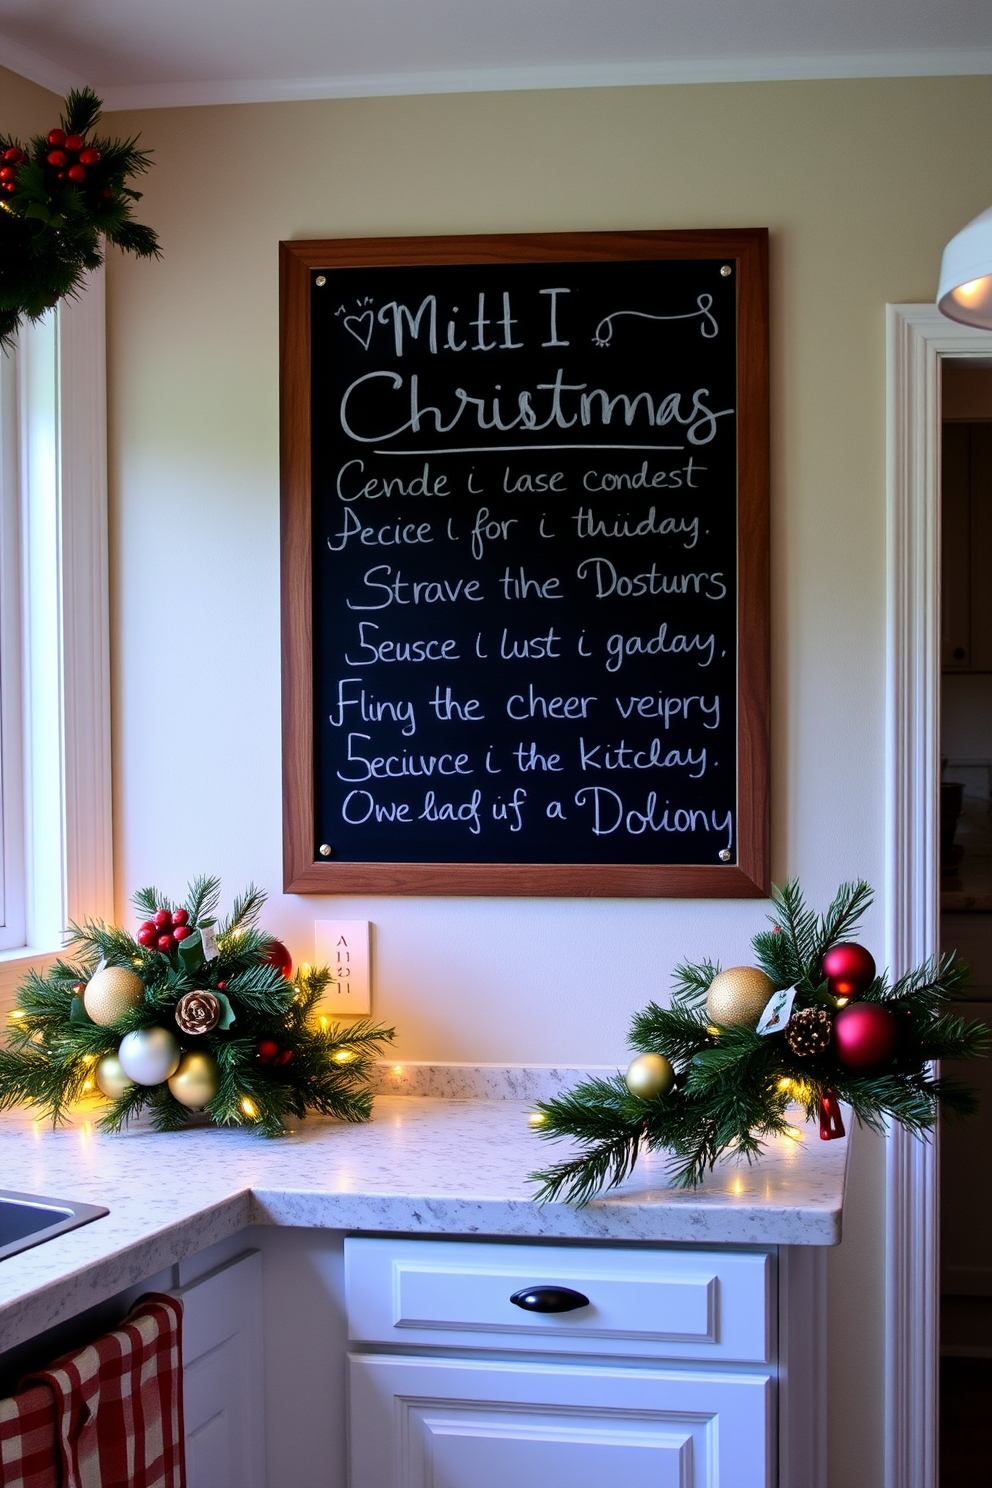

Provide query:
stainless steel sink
left=0, top=1188, right=108, bottom=1262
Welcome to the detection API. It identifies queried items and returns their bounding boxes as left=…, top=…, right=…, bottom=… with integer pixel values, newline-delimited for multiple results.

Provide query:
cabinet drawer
left=345, top=1238, right=772, bottom=1362
left=349, top=1352, right=773, bottom=1488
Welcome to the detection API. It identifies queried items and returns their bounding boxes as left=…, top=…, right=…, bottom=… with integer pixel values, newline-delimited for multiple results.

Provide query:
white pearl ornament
left=117, top=1027, right=182, bottom=1086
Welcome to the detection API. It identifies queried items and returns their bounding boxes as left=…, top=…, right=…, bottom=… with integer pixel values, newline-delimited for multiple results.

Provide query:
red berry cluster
left=137, top=907, right=192, bottom=954
left=45, top=128, right=102, bottom=186
left=0, top=147, right=27, bottom=195
left=255, top=1039, right=293, bottom=1068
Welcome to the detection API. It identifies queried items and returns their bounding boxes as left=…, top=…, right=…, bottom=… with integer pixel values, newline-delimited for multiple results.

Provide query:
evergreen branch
left=768, top=879, right=818, bottom=979
left=220, top=883, right=265, bottom=935
left=132, top=886, right=165, bottom=919
left=529, top=1135, right=642, bottom=1207
left=628, top=1003, right=713, bottom=1063
left=814, top=879, right=874, bottom=960
left=98, top=1081, right=152, bottom=1133
left=670, top=959, right=719, bottom=1009
left=184, top=875, right=222, bottom=926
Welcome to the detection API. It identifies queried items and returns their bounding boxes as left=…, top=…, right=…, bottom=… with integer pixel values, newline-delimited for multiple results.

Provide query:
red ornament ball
left=216, top=980, right=227, bottom=991
left=136, top=924, right=156, bottom=947
left=276, top=1048, right=294, bottom=1067
left=822, top=942, right=876, bottom=998
left=153, top=908, right=173, bottom=929
left=157, top=933, right=175, bottom=953
left=47, top=150, right=67, bottom=168
left=173, top=925, right=192, bottom=942
left=172, top=908, right=189, bottom=927
left=64, top=134, right=83, bottom=151
left=261, top=938, right=292, bottom=979
left=47, top=129, right=66, bottom=147
left=67, top=164, right=86, bottom=183
left=0, top=167, right=15, bottom=182
left=834, top=1003, right=898, bottom=1070
left=78, top=147, right=101, bottom=166
left=256, top=1039, right=280, bottom=1065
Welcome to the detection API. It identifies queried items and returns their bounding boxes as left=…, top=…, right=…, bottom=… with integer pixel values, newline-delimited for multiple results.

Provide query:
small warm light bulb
left=953, top=277, right=988, bottom=303
left=240, top=1097, right=256, bottom=1118
left=527, top=1111, right=547, bottom=1127
left=777, top=1077, right=794, bottom=1093
left=333, top=1048, right=354, bottom=1063
left=82, top=1080, right=93, bottom=1091
left=10, top=1009, right=24, bottom=1019
left=319, top=1016, right=329, bottom=1031
left=706, top=1025, right=720, bottom=1037
left=835, top=996, right=849, bottom=1008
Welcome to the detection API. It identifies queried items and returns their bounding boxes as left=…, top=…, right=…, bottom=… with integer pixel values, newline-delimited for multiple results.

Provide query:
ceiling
left=2, top=0, right=990, bottom=111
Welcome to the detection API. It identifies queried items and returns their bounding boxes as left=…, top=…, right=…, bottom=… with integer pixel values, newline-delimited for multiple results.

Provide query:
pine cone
left=175, top=990, right=221, bottom=1036
left=784, top=1006, right=832, bottom=1058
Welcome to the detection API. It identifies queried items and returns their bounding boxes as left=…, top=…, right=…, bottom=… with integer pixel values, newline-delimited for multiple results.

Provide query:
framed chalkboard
left=281, top=231, right=768, bottom=897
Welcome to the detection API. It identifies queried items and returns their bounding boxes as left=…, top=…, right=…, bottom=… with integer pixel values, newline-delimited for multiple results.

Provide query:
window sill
left=0, top=945, right=61, bottom=1014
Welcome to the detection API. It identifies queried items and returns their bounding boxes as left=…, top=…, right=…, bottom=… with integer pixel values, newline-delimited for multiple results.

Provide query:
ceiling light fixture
left=938, top=205, right=992, bottom=329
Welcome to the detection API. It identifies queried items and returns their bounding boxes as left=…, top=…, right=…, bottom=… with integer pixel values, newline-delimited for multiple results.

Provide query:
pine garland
left=0, top=877, right=394, bottom=1137
left=0, top=87, right=160, bottom=347
left=529, top=880, right=991, bottom=1203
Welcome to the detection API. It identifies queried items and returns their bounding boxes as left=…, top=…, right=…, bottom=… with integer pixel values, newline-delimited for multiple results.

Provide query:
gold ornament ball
left=168, top=1051, right=221, bottom=1109
left=705, top=966, right=775, bottom=1027
left=94, top=1053, right=135, bottom=1101
left=83, top=966, right=145, bottom=1026
left=625, top=1052, right=675, bottom=1099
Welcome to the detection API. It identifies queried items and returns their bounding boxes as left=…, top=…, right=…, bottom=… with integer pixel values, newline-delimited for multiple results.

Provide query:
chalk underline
left=371, top=444, right=685, bottom=456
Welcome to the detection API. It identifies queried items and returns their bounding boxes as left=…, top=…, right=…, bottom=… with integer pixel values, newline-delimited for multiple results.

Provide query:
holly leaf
left=214, top=992, right=236, bottom=1030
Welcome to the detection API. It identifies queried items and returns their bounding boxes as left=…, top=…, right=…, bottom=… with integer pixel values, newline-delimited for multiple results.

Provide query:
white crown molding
left=0, top=32, right=86, bottom=97
left=1, top=45, right=987, bottom=113
left=885, top=303, right=992, bottom=1488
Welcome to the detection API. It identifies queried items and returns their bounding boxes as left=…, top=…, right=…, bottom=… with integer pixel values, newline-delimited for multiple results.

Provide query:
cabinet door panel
left=172, top=1250, right=265, bottom=1488
left=349, top=1352, right=772, bottom=1488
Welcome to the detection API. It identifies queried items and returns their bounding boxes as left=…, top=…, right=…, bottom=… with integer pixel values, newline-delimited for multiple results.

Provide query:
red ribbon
left=818, top=1089, right=845, bottom=1141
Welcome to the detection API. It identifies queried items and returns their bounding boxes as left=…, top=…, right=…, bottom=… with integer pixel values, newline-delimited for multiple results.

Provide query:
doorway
left=938, top=359, right=992, bottom=1485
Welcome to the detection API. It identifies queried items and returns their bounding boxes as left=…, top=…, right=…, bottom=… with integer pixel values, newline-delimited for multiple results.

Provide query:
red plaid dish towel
left=17, top=1292, right=186, bottom=1488
left=0, top=1383, right=59, bottom=1488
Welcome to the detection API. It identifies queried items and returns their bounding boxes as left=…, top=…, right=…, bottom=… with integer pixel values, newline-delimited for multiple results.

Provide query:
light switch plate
left=314, top=920, right=371, bottom=1014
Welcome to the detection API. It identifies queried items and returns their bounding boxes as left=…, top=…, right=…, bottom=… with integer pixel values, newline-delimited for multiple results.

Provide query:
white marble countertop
left=0, top=1095, right=848, bottom=1352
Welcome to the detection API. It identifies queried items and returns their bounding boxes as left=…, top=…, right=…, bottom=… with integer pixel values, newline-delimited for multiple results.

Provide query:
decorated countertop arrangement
left=529, top=879, right=991, bottom=1204
left=0, top=878, right=394, bottom=1135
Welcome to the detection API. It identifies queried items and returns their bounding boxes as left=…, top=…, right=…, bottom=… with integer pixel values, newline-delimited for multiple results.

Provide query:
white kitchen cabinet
left=349, top=1352, right=773, bottom=1488
left=345, top=1237, right=775, bottom=1488
left=172, top=1250, right=265, bottom=1488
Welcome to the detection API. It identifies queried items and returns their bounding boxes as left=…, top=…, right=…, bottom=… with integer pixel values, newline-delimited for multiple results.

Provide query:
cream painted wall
left=0, top=65, right=58, bottom=136
left=7, top=70, right=981, bottom=1484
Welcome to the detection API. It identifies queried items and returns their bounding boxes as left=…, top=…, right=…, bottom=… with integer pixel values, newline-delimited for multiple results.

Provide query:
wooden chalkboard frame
left=281, top=231, right=769, bottom=897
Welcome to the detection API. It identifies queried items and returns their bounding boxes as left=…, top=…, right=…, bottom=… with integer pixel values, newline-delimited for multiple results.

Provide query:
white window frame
left=0, top=267, right=113, bottom=1012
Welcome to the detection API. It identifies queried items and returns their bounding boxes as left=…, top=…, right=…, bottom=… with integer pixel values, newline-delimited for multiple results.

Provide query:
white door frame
left=885, top=303, right=992, bottom=1488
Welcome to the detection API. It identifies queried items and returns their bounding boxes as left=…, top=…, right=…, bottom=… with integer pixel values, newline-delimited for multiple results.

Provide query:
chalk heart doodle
left=343, top=309, right=375, bottom=351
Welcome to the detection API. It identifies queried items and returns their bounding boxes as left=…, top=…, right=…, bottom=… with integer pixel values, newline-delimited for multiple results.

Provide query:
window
left=0, top=270, right=113, bottom=1006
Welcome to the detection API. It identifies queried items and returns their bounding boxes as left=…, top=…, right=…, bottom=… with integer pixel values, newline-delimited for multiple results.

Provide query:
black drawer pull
left=510, top=1285, right=590, bottom=1313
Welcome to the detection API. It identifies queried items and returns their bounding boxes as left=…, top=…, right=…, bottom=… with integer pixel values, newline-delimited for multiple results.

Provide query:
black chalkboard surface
left=281, top=233, right=768, bottom=897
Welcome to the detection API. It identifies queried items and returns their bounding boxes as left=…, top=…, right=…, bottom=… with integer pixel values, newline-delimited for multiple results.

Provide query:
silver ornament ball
left=117, top=1026, right=181, bottom=1086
